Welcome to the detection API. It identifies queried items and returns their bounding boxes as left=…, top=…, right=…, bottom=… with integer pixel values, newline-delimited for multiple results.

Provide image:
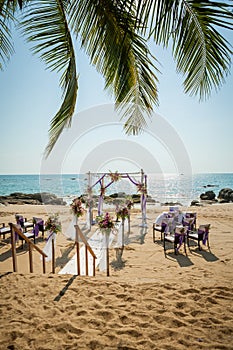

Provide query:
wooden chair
left=152, top=222, right=167, bottom=242
left=163, top=225, right=187, bottom=255
left=187, top=224, right=211, bottom=251
left=14, top=224, right=36, bottom=249
left=0, top=223, right=11, bottom=239
left=33, top=217, right=45, bottom=239
left=15, top=214, right=34, bottom=232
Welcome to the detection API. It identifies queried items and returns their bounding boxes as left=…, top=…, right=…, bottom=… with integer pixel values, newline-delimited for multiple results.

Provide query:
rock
left=109, top=192, right=127, bottom=198
left=200, top=190, right=216, bottom=201
left=218, top=188, right=233, bottom=202
left=161, top=202, right=183, bottom=207
left=0, top=192, right=66, bottom=205
left=190, top=200, right=202, bottom=206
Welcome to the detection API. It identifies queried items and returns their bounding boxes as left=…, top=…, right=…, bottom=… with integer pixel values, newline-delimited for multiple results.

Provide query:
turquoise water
left=0, top=173, right=233, bottom=206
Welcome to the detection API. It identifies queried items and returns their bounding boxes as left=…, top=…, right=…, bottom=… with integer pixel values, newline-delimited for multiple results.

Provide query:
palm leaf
left=68, top=0, right=159, bottom=135
left=0, top=1, right=16, bottom=70
left=20, top=0, right=78, bottom=156
left=172, top=1, right=233, bottom=99
left=133, top=0, right=233, bottom=99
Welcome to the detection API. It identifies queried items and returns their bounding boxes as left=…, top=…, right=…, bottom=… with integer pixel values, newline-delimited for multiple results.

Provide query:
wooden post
left=106, top=232, right=109, bottom=277
left=88, top=171, right=93, bottom=228
left=93, top=257, right=96, bottom=277
left=42, top=256, right=46, bottom=274
left=122, top=218, right=125, bottom=249
left=10, top=224, right=17, bottom=272
left=52, top=238, right=55, bottom=274
left=29, top=243, right=33, bottom=273
left=85, top=245, right=88, bottom=276
left=75, top=226, right=80, bottom=275
left=128, top=214, right=130, bottom=235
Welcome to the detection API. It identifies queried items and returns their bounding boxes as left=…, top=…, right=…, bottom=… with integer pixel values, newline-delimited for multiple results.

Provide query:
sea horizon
left=0, top=172, right=233, bottom=207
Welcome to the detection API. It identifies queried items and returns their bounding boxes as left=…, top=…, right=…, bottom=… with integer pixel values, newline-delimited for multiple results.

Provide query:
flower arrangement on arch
left=45, top=213, right=61, bottom=234
left=70, top=198, right=85, bottom=217
left=109, top=171, right=121, bottom=182
left=116, top=206, right=129, bottom=221
left=96, top=212, right=115, bottom=233
left=137, top=183, right=147, bottom=194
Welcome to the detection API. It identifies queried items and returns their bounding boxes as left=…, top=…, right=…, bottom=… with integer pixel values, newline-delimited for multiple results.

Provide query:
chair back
left=15, top=214, right=25, bottom=228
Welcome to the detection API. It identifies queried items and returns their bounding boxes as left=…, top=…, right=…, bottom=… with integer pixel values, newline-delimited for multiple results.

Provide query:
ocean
left=0, top=173, right=233, bottom=207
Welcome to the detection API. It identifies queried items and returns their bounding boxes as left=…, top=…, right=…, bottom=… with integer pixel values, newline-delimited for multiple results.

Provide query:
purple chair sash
left=17, top=217, right=24, bottom=228
left=33, top=224, right=39, bottom=237
left=175, top=233, right=185, bottom=253
left=198, top=228, right=209, bottom=245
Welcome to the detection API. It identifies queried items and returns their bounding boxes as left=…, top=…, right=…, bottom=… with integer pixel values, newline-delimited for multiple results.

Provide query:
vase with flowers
left=45, top=213, right=61, bottom=234
left=70, top=198, right=85, bottom=224
left=96, top=212, right=115, bottom=235
left=96, top=212, right=115, bottom=277
left=116, top=206, right=129, bottom=221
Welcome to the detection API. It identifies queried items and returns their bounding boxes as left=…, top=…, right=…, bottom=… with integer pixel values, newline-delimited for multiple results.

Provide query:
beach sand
left=0, top=203, right=233, bottom=349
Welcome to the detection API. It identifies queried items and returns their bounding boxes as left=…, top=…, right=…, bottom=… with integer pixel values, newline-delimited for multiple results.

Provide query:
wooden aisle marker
left=106, top=232, right=110, bottom=277
left=52, top=238, right=55, bottom=274
left=74, top=224, right=97, bottom=276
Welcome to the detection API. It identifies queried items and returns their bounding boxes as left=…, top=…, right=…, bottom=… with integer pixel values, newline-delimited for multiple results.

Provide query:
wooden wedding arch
left=85, top=169, right=147, bottom=227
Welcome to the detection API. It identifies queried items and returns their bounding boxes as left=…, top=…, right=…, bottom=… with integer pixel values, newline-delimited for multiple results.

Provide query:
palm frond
left=172, top=0, right=233, bottom=99
left=68, top=0, right=159, bottom=135
left=0, top=1, right=16, bottom=70
left=132, top=0, right=233, bottom=99
left=20, top=0, right=78, bottom=156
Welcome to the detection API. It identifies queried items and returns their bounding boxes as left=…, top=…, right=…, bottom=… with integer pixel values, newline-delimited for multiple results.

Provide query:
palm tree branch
left=0, top=0, right=16, bottom=70
left=20, top=0, right=78, bottom=156
left=68, top=0, right=159, bottom=134
left=172, top=1, right=233, bottom=99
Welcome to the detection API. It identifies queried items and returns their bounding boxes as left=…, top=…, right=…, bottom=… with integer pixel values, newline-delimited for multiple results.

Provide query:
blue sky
left=0, top=26, right=232, bottom=175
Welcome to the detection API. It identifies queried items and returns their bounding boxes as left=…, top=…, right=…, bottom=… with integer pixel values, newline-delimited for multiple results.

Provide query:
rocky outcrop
left=190, top=200, right=202, bottom=206
left=218, top=188, right=233, bottom=203
left=200, top=190, right=216, bottom=201
left=0, top=192, right=66, bottom=205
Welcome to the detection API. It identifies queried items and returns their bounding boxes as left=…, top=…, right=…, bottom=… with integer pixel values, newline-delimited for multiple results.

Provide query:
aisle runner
left=59, top=223, right=124, bottom=276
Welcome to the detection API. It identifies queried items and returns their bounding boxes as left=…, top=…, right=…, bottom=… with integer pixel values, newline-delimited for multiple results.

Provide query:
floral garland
left=70, top=198, right=85, bottom=217
left=96, top=212, right=115, bottom=233
left=45, top=213, right=61, bottom=233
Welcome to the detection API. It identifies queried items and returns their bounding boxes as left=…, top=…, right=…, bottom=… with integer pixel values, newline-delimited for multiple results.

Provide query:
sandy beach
left=0, top=203, right=233, bottom=349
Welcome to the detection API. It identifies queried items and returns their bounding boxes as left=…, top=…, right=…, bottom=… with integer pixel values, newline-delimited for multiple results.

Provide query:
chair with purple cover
left=183, top=212, right=196, bottom=231
left=163, top=225, right=187, bottom=255
left=187, top=224, right=211, bottom=251
left=15, top=214, right=34, bottom=232
left=33, top=217, right=45, bottom=239
left=15, top=223, right=36, bottom=249
left=0, top=223, right=11, bottom=239
left=153, top=222, right=167, bottom=242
